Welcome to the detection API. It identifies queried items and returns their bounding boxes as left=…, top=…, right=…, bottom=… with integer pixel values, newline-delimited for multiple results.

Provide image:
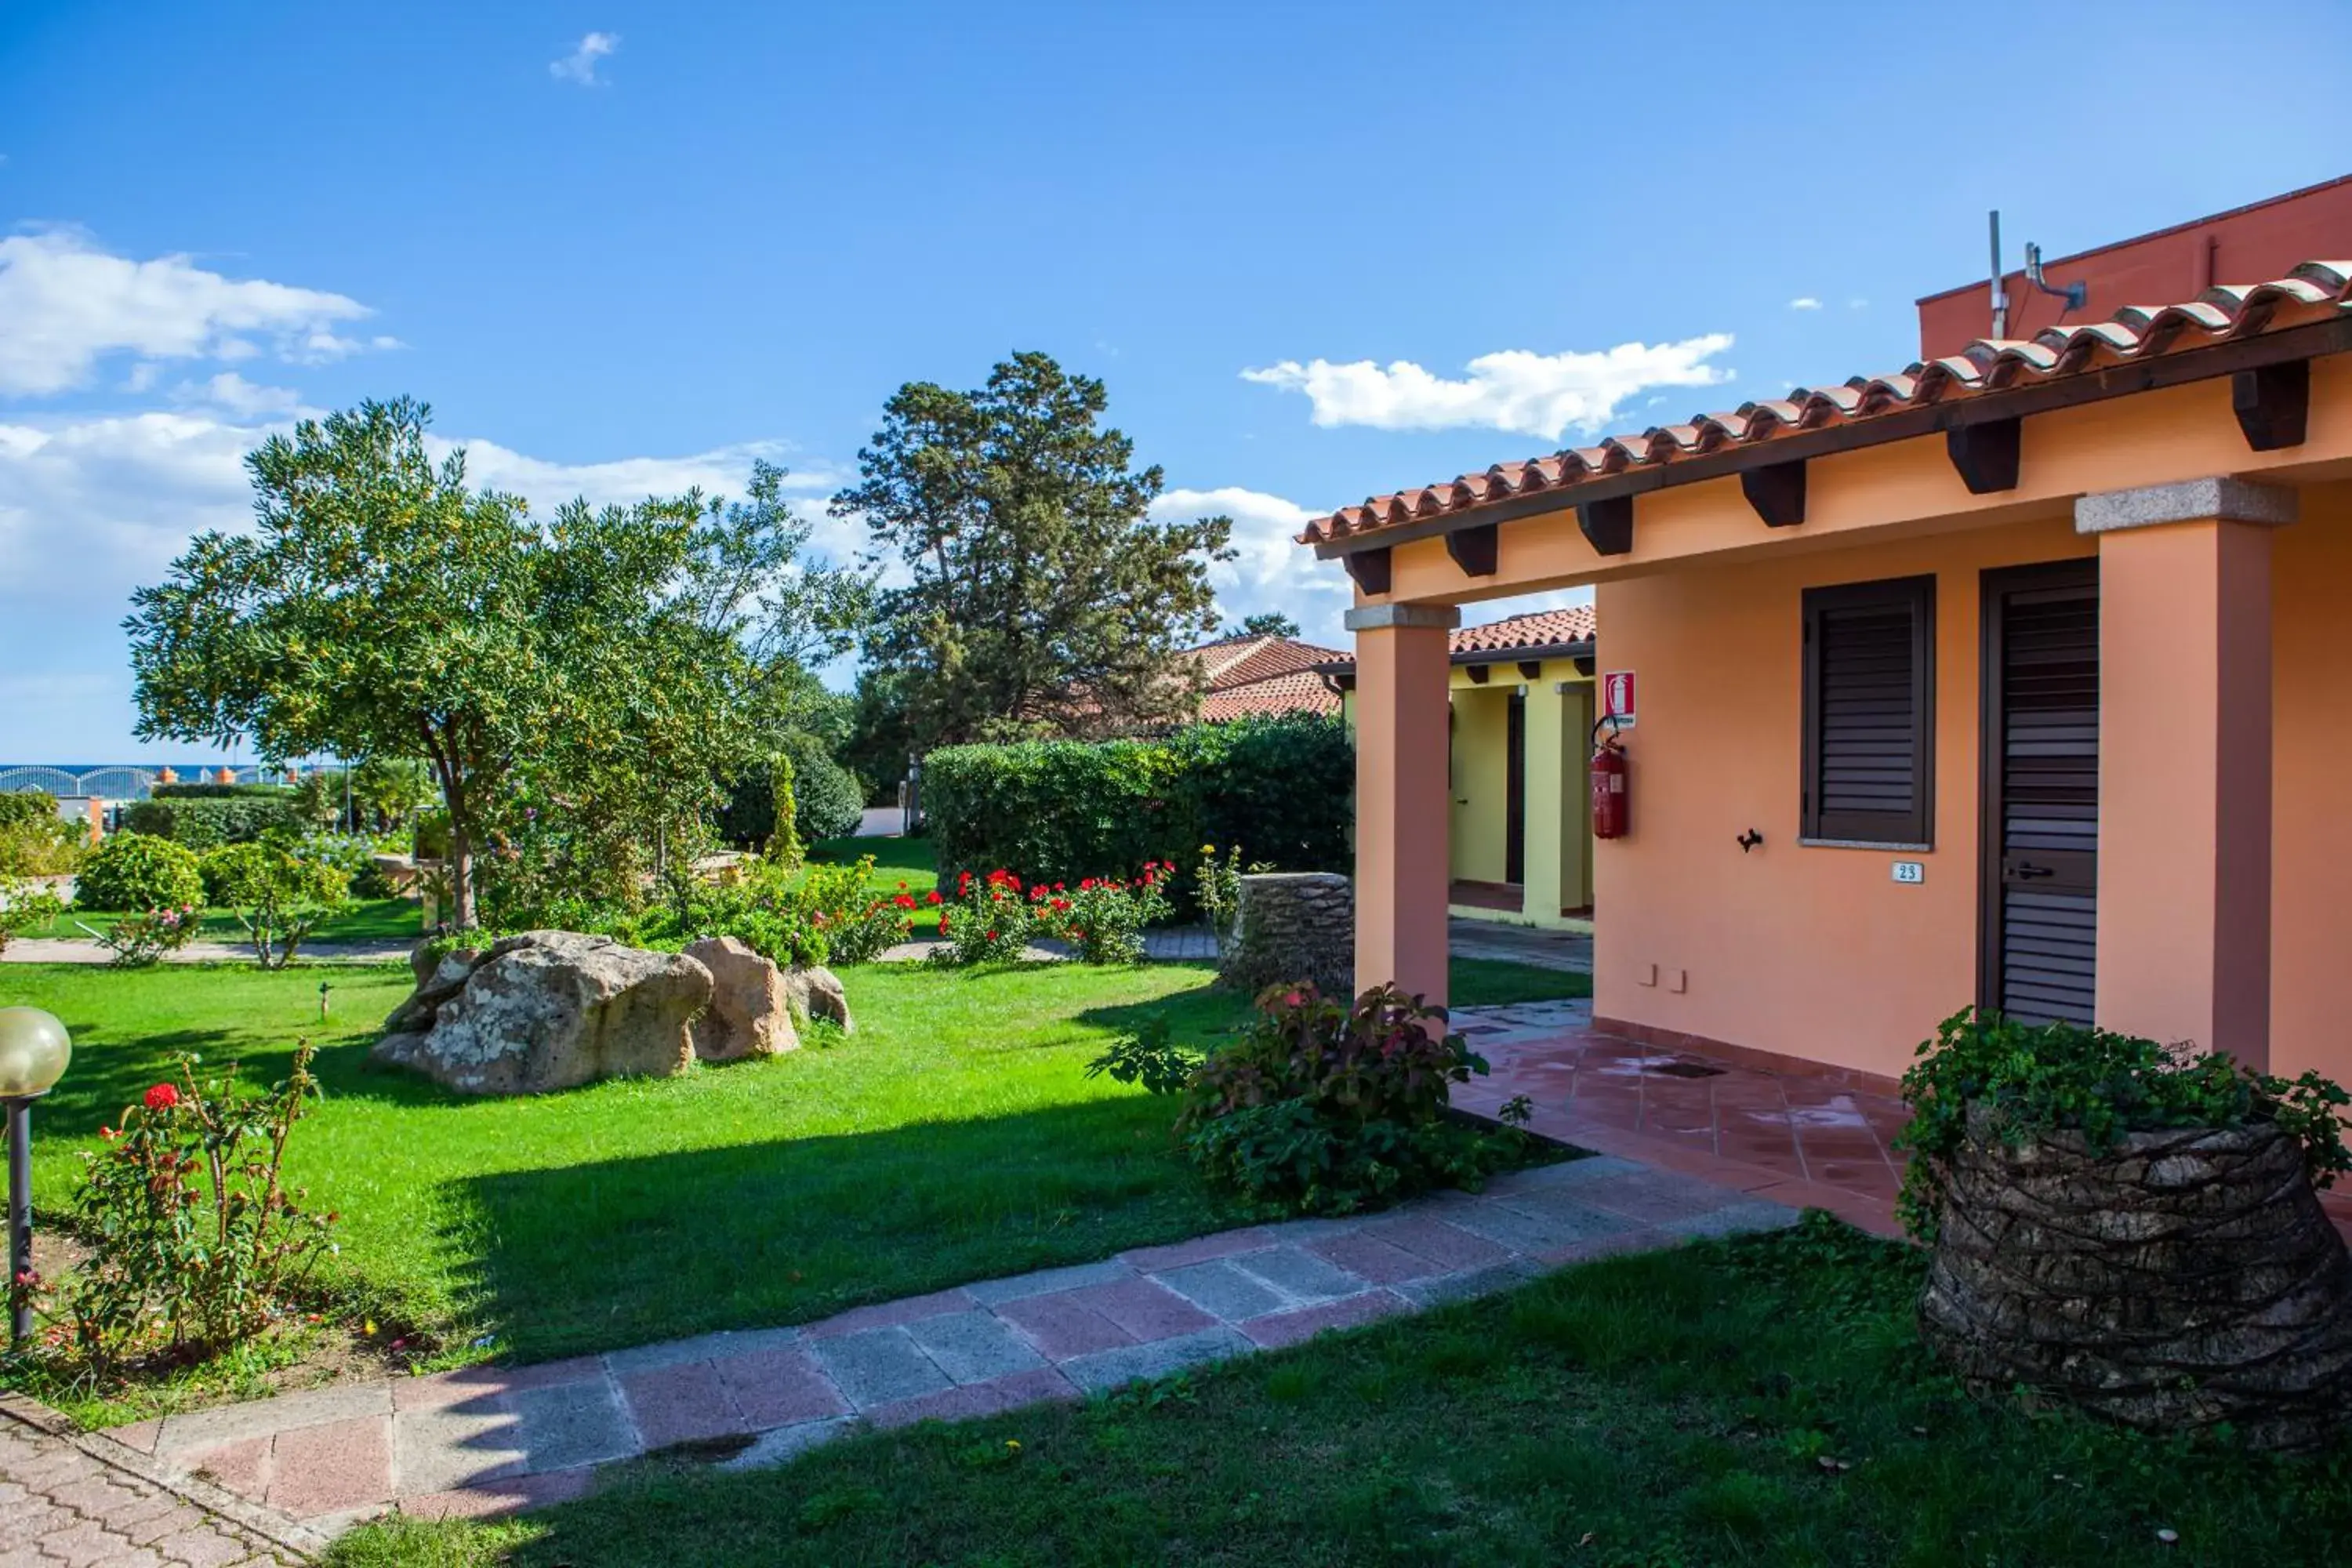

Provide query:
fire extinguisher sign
left=1601, top=670, right=1636, bottom=730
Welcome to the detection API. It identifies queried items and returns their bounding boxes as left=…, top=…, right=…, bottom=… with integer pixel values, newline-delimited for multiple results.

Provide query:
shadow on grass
left=445, top=1095, right=1236, bottom=1362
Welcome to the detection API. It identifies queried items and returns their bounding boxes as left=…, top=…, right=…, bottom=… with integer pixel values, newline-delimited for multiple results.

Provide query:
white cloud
left=172, top=372, right=309, bottom=419
left=1151, top=485, right=1354, bottom=647
left=1241, top=335, right=1736, bottom=442
left=550, top=31, right=619, bottom=85
left=1788, top=296, right=1823, bottom=310
left=0, top=228, right=383, bottom=397
left=1848, top=297, right=1869, bottom=310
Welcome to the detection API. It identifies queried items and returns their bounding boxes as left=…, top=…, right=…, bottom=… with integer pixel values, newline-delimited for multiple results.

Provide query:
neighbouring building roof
left=1184, top=633, right=1350, bottom=721
left=1319, top=606, right=1596, bottom=674
left=1298, top=260, right=2352, bottom=550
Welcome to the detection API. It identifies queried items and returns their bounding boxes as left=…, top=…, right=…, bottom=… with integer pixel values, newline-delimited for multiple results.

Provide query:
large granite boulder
left=1218, top=873, right=1353, bottom=999
left=372, top=931, right=711, bottom=1096
left=384, top=942, right=484, bottom=1035
left=684, top=936, right=798, bottom=1061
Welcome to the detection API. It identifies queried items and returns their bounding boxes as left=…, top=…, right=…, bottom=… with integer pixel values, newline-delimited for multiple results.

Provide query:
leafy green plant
left=42, top=1045, right=338, bottom=1373
left=201, top=837, right=354, bottom=968
left=74, top=831, right=205, bottom=913
left=1091, top=982, right=1523, bottom=1215
left=1893, top=1007, right=2352, bottom=1240
left=0, top=875, right=64, bottom=953
left=76, top=907, right=202, bottom=967
left=767, top=750, right=804, bottom=869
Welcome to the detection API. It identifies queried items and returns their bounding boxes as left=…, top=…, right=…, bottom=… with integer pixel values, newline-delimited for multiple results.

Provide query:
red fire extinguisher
left=1591, top=721, right=1629, bottom=840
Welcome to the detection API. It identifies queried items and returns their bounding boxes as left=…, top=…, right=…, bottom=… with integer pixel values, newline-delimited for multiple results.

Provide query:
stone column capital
left=2074, top=477, right=2299, bottom=534
left=1344, top=603, right=1461, bottom=632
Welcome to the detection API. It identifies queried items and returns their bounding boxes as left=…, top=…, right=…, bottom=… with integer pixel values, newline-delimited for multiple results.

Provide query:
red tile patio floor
left=1452, top=1024, right=1910, bottom=1238
left=1452, top=1014, right=2352, bottom=1245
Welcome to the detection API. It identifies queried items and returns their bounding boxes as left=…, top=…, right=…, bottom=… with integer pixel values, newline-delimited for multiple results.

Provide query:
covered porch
left=1319, top=262, right=2352, bottom=1090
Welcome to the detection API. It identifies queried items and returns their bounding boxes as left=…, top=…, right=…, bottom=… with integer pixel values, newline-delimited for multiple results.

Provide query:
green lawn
left=805, top=833, right=937, bottom=895
left=25, top=895, right=424, bottom=944
left=2, top=953, right=1574, bottom=1407
left=328, top=1216, right=2350, bottom=1568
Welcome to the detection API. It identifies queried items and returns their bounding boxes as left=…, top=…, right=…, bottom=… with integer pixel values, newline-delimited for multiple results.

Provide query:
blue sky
left=3, top=2, right=2347, bottom=761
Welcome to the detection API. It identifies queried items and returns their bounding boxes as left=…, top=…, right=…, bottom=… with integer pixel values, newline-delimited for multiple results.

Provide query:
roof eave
left=1308, top=310, right=2352, bottom=558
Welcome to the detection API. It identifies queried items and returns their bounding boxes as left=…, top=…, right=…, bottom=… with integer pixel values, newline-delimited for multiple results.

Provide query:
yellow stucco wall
left=1448, top=684, right=1511, bottom=884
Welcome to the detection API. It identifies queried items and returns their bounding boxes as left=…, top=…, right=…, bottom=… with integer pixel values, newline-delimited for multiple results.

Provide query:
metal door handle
left=2012, top=863, right=2054, bottom=880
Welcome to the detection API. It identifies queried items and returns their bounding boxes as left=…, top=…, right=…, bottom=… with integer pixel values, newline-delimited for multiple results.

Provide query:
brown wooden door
left=1979, top=560, right=2100, bottom=1026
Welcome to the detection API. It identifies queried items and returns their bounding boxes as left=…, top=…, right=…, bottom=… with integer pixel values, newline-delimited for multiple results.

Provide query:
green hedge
left=150, top=782, right=297, bottom=800
left=121, top=795, right=296, bottom=851
left=924, top=716, right=1352, bottom=905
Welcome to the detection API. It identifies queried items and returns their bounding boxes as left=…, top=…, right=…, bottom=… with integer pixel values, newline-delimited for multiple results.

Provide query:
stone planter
left=1216, top=873, right=1352, bottom=999
left=1918, top=1105, right=2352, bottom=1450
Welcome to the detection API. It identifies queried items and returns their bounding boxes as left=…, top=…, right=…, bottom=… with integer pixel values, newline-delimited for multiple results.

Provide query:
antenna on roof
left=2023, top=241, right=2089, bottom=314
left=1988, top=210, right=2008, bottom=339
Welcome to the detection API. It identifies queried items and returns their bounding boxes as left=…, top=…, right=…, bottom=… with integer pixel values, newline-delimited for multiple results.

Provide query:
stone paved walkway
left=0, top=1396, right=320, bottom=1566
left=0, top=938, right=412, bottom=967
left=100, top=1138, right=1794, bottom=1535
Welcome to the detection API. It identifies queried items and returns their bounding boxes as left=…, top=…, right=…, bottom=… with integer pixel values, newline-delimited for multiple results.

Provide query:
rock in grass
left=784, top=963, right=852, bottom=1034
left=371, top=931, right=711, bottom=1095
left=685, top=935, right=799, bottom=1061
left=384, top=943, right=482, bottom=1033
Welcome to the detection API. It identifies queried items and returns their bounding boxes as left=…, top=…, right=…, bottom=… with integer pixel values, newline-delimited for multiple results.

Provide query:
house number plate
left=1890, top=861, right=1926, bottom=884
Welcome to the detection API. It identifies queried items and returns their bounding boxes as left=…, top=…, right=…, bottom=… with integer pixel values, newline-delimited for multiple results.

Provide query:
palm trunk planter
left=1899, top=1010, right=2352, bottom=1452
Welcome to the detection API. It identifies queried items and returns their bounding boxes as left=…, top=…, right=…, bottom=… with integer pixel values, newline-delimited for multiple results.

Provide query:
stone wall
left=1218, top=872, right=1354, bottom=999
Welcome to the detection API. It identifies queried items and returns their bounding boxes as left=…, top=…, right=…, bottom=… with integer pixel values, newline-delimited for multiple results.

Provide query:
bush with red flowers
left=928, top=868, right=1040, bottom=966
left=1089, top=982, right=1534, bottom=1215
left=42, top=1045, right=339, bottom=1373
left=1031, top=862, right=1174, bottom=964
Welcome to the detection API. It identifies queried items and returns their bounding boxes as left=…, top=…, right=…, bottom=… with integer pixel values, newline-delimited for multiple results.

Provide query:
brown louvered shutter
left=1802, top=576, right=1935, bottom=846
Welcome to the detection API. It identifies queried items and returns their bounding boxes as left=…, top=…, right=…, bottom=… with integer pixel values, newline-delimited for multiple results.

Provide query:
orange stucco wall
left=1588, top=496, right=2352, bottom=1086
left=2270, top=482, right=2352, bottom=1084
left=1591, top=517, right=2092, bottom=1080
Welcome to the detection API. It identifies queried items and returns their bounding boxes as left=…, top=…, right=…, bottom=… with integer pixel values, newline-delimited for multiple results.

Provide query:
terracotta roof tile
left=1199, top=669, right=1343, bottom=722
left=1320, top=605, right=1595, bottom=671
left=1298, top=261, right=2352, bottom=547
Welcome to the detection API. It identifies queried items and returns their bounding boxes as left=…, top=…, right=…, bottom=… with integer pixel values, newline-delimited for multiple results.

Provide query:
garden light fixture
left=0, top=1005, right=72, bottom=1345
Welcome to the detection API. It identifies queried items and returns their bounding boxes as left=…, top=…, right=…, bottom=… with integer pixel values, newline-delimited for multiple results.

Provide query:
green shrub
left=0, top=800, right=86, bottom=877
left=927, top=868, right=1041, bottom=966
left=122, top=794, right=296, bottom=850
left=1091, top=982, right=1524, bottom=1216
left=1893, top=1007, right=2352, bottom=1240
left=0, top=791, right=60, bottom=829
left=0, top=876, right=64, bottom=953
left=74, top=833, right=205, bottom=913
left=925, top=716, right=1350, bottom=913
left=201, top=839, right=353, bottom=968
left=720, top=733, right=864, bottom=848
left=1034, top=862, right=1175, bottom=964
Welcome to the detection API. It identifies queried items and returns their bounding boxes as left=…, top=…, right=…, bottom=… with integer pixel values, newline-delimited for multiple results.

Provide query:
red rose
left=986, top=930, right=998, bottom=941
left=143, top=1083, right=180, bottom=1112
left=925, top=890, right=942, bottom=905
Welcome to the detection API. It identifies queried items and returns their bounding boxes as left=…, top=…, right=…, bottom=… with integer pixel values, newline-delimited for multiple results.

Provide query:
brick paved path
left=0, top=1399, right=318, bottom=1566
left=101, top=1140, right=1792, bottom=1535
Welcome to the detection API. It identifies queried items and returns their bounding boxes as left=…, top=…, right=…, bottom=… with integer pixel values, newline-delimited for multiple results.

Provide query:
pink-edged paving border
left=101, top=1149, right=1795, bottom=1537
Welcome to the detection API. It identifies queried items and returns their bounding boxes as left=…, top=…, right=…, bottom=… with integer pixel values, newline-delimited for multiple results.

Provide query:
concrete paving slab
left=1231, top=1246, right=1365, bottom=1305
left=1059, top=1327, right=1254, bottom=1394
left=808, top=1327, right=953, bottom=1409
left=906, top=1311, right=1047, bottom=1385
left=1151, top=1258, right=1287, bottom=1322
left=962, top=1259, right=1133, bottom=1308
left=509, top=1381, right=636, bottom=1473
